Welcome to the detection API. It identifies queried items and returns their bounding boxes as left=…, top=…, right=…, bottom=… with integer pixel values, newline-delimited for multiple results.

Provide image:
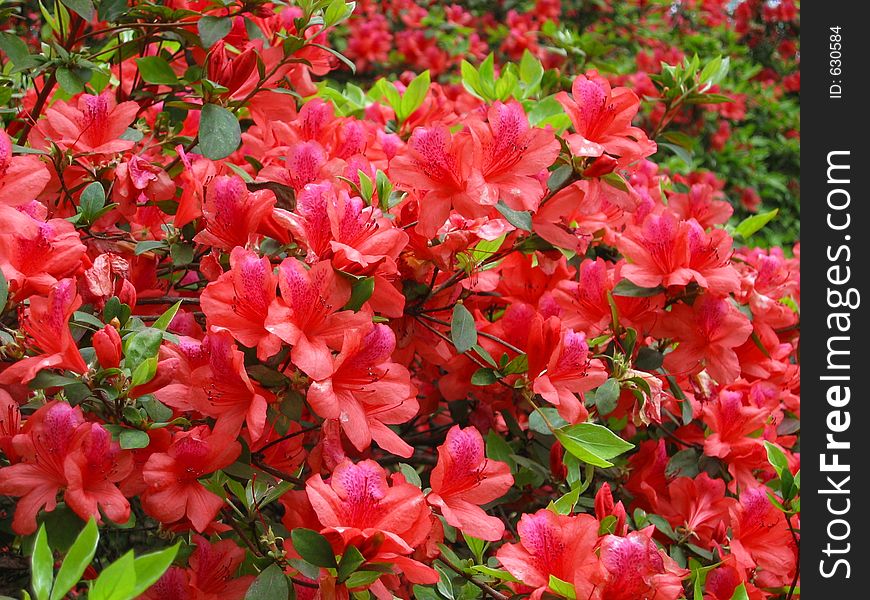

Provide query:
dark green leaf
left=495, top=200, right=532, bottom=231
left=528, top=407, right=568, bottom=436
left=485, top=430, right=513, bottom=466
left=244, top=563, right=289, bottom=600
left=60, top=0, right=95, bottom=20
left=611, top=280, right=665, bottom=297
left=0, top=270, right=6, bottom=311
left=29, top=371, right=80, bottom=389
left=291, top=528, right=337, bottom=568
left=198, top=16, right=232, bottom=48
left=136, top=56, right=179, bottom=86
left=547, top=164, right=574, bottom=192
left=98, top=0, right=128, bottom=22
left=634, top=347, right=664, bottom=370
left=56, top=68, right=85, bottom=95
left=665, top=448, right=700, bottom=479
left=79, top=182, right=106, bottom=218
left=470, top=368, right=498, bottom=386
left=337, top=546, right=367, bottom=582
left=135, top=241, right=166, bottom=255
left=198, top=103, right=241, bottom=160
left=450, top=304, right=477, bottom=354
left=0, top=33, right=40, bottom=71
left=345, top=571, right=383, bottom=588
left=345, top=277, right=374, bottom=311
left=594, top=378, right=620, bottom=416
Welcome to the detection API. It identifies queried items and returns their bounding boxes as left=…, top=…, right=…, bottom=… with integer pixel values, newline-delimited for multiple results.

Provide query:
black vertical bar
left=801, top=3, right=868, bottom=596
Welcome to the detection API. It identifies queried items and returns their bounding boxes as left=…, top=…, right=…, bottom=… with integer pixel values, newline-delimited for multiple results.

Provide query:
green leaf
left=495, top=200, right=532, bottom=231
left=129, top=543, right=180, bottom=597
left=399, top=70, right=430, bottom=121
left=198, top=103, right=241, bottom=160
left=345, top=276, right=374, bottom=311
left=611, top=280, right=665, bottom=297
left=60, top=0, right=94, bottom=20
left=169, top=243, right=194, bottom=265
left=346, top=570, right=383, bottom=588
left=0, top=33, right=40, bottom=71
left=79, top=182, right=106, bottom=218
left=291, top=528, right=337, bottom=568
left=98, top=0, right=127, bottom=22
left=124, top=328, right=163, bottom=366
left=658, top=142, right=693, bottom=167
left=119, top=429, right=151, bottom=450
left=89, top=551, right=135, bottom=600
left=519, top=50, right=544, bottom=89
left=397, top=463, right=422, bottom=487
left=337, top=546, right=367, bottom=582
left=31, top=524, right=53, bottom=600
left=554, top=423, right=634, bottom=468
left=56, top=68, right=85, bottom=95
left=51, top=518, right=99, bottom=600
left=528, top=407, right=568, bottom=436
left=547, top=164, right=574, bottom=192
left=548, top=575, right=577, bottom=599
left=323, top=0, right=355, bottom=27
left=735, top=209, right=778, bottom=240
left=594, top=378, right=620, bottom=416
left=470, top=566, right=519, bottom=583
left=0, top=269, right=8, bottom=311
left=134, top=241, right=165, bottom=255
left=245, top=563, right=289, bottom=600
left=450, top=304, right=477, bottom=354
left=730, top=583, right=750, bottom=600
left=485, top=429, right=513, bottom=466
left=136, top=56, right=179, bottom=86
left=198, top=16, right=232, bottom=48
left=549, top=485, right=582, bottom=515
left=634, top=346, right=664, bottom=370
left=665, top=448, right=700, bottom=479
left=152, top=301, right=182, bottom=331
left=471, top=368, right=498, bottom=386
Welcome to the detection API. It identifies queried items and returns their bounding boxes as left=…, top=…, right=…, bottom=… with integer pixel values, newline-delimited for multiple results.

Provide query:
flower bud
left=93, top=325, right=122, bottom=369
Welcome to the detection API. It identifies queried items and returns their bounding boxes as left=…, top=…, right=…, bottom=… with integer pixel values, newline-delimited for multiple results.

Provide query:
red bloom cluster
left=0, top=1, right=799, bottom=599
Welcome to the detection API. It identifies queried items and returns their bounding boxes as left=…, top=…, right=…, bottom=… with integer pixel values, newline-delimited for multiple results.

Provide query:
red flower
left=427, top=426, right=513, bottom=541
left=0, top=279, right=88, bottom=385
left=35, top=91, right=139, bottom=155
left=265, top=258, right=370, bottom=379
left=143, top=425, right=241, bottom=532
left=0, top=130, right=51, bottom=206
left=201, top=247, right=282, bottom=360
left=194, top=175, right=276, bottom=250
left=598, top=529, right=689, bottom=600
left=389, top=125, right=486, bottom=238
left=287, top=459, right=432, bottom=549
left=496, top=510, right=603, bottom=600
left=618, top=212, right=739, bottom=295
left=306, top=324, right=418, bottom=456
left=556, top=71, right=655, bottom=163
left=468, top=101, right=559, bottom=212
left=728, top=487, right=797, bottom=588
left=0, top=402, right=132, bottom=533
left=0, top=204, right=86, bottom=300
left=529, top=318, right=608, bottom=423
left=656, top=295, right=752, bottom=383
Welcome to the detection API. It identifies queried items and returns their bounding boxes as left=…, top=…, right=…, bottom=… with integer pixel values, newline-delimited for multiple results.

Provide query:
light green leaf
left=89, top=551, right=135, bottom=600
left=554, top=423, right=634, bottom=468
left=291, top=528, right=337, bottom=569
left=129, top=543, right=180, bottom=597
left=735, top=209, right=778, bottom=240
left=51, top=518, right=99, bottom=600
left=400, top=70, right=430, bottom=121
left=31, top=524, right=53, bottom=600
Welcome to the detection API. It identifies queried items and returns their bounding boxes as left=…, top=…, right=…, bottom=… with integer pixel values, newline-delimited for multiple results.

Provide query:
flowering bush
left=0, top=1, right=799, bottom=599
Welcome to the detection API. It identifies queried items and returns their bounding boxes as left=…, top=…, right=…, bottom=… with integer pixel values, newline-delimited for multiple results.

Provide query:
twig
left=439, top=555, right=509, bottom=600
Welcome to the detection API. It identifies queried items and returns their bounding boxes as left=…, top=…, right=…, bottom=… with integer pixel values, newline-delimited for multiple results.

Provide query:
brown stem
left=17, top=72, right=57, bottom=145
left=135, top=296, right=200, bottom=305
left=439, top=555, right=509, bottom=600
